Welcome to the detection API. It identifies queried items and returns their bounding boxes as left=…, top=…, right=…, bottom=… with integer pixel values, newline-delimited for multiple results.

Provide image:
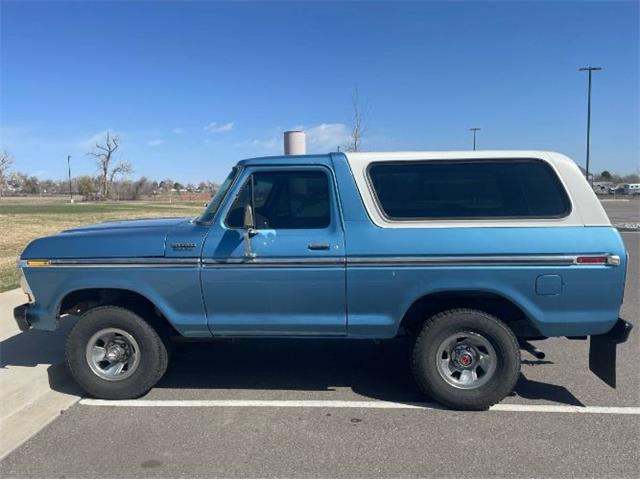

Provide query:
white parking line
left=79, top=399, right=640, bottom=415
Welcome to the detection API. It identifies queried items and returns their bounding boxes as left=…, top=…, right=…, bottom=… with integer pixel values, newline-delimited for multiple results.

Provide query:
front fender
left=21, top=265, right=209, bottom=337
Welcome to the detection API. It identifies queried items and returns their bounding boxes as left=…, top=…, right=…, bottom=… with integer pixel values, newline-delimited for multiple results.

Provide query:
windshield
left=196, top=167, right=239, bottom=223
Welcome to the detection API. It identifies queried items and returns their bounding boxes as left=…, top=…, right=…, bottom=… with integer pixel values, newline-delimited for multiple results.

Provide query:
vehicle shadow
left=153, top=338, right=584, bottom=406
left=512, top=374, right=584, bottom=406
left=0, top=315, right=85, bottom=398
left=0, top=327, right=584, bottom=406
left=0, top=315, right=77, bottom=369
left=158, top=338, right=422, bottom=402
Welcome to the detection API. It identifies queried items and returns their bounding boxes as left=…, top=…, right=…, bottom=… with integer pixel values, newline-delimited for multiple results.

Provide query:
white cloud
left=305, top=123, right=350, bottom=153
left=204, top=121, right=234, bottom=133
left=147, top=139, right=164, bottom=147
left=171, top=127, right=184, bottom=134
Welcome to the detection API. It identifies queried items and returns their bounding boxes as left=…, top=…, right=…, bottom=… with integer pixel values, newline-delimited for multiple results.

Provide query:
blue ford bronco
left=15, top=151, right=632, bottom=410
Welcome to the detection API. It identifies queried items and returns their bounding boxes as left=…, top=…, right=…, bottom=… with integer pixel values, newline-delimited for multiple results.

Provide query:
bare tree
left=0, top=150, right=14, bottom=198
left=87, top=131, right=132, bottom=199
left=108, top=162, right=134, bottom=190
left=344, top=87, right=366, bottom=152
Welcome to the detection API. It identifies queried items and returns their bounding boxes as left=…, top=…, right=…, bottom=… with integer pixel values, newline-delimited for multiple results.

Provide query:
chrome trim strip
left=606, top=255, right=621, bottom=266
left=346, top=254, right=620, bottom=267
left=18, top=254, right=620, bottom=269
left=202, top=257, right=345, bottom=268
left=19, top=258, right=199, bottom=268
left=347, top=255, right=579, bottom=267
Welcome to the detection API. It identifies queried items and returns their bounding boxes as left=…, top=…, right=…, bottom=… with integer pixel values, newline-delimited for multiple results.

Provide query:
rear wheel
left=65, top=306, right=169, bottom=399
left=412, top=308, right=520, bottom=410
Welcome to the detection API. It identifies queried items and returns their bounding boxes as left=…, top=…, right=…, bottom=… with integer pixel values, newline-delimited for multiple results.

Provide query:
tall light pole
left=579, top=66, right=602, bottom=185
left=469, top=127, right=481, bottom=150
left=67, top=155, right=73, bottom=203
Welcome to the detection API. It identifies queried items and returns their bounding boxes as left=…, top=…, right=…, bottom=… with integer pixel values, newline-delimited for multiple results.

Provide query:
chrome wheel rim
left=435, top=331, right=497, bottom=389
left=85, top=328, right=140, bottom=381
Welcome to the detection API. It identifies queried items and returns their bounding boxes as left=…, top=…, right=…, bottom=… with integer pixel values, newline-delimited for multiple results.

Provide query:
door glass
left=226, top=170, right=330, bottom=229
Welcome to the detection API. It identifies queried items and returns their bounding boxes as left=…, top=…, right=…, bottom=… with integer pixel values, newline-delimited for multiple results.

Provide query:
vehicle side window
left=226, top=170, right=331, bottom=229
left=368, top=159, right=571, bottom=219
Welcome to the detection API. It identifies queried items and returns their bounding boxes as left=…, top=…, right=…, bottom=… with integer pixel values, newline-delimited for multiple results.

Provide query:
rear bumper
left=589, top=318, right=633, bottom=388
left=13, top=303, right=32, bottom=332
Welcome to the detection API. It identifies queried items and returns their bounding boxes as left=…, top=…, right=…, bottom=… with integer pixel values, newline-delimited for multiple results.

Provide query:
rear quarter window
left=367, top=159, right=571, bottom=220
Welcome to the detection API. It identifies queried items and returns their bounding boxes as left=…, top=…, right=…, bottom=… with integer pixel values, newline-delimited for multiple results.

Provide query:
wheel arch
left=398, top=289, right=543, bottom=339
left=59, top=287, right=181, bottom=337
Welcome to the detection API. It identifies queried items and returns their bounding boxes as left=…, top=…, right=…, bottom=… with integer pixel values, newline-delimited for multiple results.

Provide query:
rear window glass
left=367, top=160, right=571, bottom=220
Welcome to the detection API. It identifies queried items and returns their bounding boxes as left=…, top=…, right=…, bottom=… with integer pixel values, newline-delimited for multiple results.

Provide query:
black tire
left=65, top=306, right=169, bottom=399
left=411, top=308, right=520, bottom=410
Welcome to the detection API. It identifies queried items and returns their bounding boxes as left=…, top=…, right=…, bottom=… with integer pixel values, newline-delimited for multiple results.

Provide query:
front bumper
left=13, top=303, right=32, bottom=332
left=589, top=318, right=633, bottom=388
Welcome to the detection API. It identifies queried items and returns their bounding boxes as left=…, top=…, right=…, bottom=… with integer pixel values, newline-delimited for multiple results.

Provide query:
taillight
left=575, top=255, right=620, bottom=265
left=576, top=256, right=608, bottom=264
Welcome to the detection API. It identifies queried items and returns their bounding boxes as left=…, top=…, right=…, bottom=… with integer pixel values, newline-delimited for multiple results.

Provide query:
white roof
left=342, top=150, right=611, bottom=228
left=345, top=149, right=572, bottom=162
left=344, top=150, right=583, bottom=179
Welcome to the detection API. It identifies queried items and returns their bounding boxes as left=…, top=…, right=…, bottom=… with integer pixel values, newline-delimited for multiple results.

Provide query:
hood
left=61, top=217, right=188, bottom=234
left=21, top=217, right=191, bottom=260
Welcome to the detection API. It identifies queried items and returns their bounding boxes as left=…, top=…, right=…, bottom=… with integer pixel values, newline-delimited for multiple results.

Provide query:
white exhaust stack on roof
left=283, top=130, right=306, bottom=155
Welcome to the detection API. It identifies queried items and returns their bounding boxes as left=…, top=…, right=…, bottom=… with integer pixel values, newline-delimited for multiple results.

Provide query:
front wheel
left=65, top=306, right=169, bottom=399
left=411, top=308, right=521, bottom=410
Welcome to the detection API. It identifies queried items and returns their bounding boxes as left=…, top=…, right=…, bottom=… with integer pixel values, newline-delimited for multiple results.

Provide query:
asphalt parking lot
left=1, top=226, right=639, bottom=477
left=601, top=198, right=640, bottom=226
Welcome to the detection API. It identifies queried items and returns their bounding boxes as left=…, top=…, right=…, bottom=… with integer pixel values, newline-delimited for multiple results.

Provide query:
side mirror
left=243, top=204, right=255, bottom=230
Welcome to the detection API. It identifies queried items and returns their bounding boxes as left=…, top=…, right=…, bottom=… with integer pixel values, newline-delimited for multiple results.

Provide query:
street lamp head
left=579, top=66, right=603, bottom=71
left=469, top=127, right=481, bottom=132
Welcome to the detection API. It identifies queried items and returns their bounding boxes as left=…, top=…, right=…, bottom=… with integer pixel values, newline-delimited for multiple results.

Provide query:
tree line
left=0, top=132, right=220, bottom=200
left=1, top=169, right=219, bottom=201
left=593, top=170, right=640, bottom=184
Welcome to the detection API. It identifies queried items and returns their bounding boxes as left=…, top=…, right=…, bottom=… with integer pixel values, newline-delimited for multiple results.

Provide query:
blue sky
left=1, top=1, right=638, bottom=184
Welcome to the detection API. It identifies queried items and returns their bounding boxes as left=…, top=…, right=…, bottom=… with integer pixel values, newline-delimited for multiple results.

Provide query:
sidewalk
left=0, top=289, right=81, bottom=459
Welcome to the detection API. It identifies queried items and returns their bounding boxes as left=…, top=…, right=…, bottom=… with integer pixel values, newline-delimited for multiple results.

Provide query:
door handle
left=308, top=243, right=330, bottom=251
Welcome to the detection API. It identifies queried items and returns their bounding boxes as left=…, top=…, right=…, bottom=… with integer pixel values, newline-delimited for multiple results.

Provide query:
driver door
left=200, top=165, right=347, bottom=336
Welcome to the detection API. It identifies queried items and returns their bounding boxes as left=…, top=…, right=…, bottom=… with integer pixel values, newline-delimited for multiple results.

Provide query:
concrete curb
left=0, top=289, right=81, bottom=460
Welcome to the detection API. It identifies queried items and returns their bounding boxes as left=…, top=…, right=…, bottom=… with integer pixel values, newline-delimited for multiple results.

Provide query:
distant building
left=612, top=183, right=640, bottom=195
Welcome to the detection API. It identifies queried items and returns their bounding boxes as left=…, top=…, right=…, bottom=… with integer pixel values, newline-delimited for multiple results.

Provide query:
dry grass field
left=0, top=198, right=203, bottom=292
